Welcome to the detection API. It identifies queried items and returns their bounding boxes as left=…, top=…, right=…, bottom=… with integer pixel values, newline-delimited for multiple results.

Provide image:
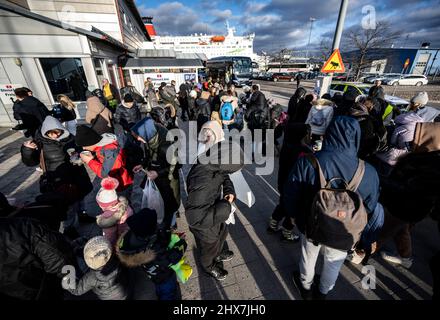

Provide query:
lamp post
left=305, top=17, right=316, bottom=59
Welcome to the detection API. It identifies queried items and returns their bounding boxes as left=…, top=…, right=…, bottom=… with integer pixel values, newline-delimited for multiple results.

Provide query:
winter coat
left=287, top=87, right=307, bottom=122
left=143, top=85, right=159, bottom=108
left=185, top=141, right=244, bottom=243
left=283, top=116, right=380, bottom=234
left=380, top=151, right=440, bottom=223
left=246, top=91, right=269, bottom=130
left=87, top=134, right=133, bottom=191
left=413, top=122, right=440, bottom=153
left=348, top=103, right=387, bottom=159
left=305, top=102, right=335, bottom=136
left=96, top=197, right=133, bottom=246
left=293, top=97, right=313, bottom=124
left=85, top=96, right=114, bottom=135
left=119, top=86, right=144, bottom=104
left=159, top=86, right=177, bottom=104
left=415, top=106, right=440, bottom=122
left=67, top=257, right=128, bottom=300
left=20, top=117, right=93, bottom=203
left=102, top=83, right=120, bottom=103
left=113, top=102, right=141, bottom=132
left=116, top=230, right=186, bottom=284
left=0, top=217, right=74, bottom=300
left=195, top=98, right=212, bottom=130
left=13, top=96, right=50, bottom=137
left=376, top=112, right=423, bottom=166
left=278, top=123, right=312, bottom=192
left=368, top=85, right=385, bottom=100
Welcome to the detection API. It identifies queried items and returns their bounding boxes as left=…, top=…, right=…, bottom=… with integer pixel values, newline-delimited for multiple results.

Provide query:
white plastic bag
left=141, top=178, right=165, bottom=224
left=229, top=170, right=255, bottom=208
left=225, top=204, right=236, bottom=225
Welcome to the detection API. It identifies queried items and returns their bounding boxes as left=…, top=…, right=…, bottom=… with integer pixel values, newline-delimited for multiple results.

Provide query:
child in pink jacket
left=96, top=177, right=133, bottom=246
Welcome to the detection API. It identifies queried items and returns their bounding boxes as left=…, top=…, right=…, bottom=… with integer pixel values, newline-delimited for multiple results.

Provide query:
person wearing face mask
left=131, top=117, right=181, bottom=230
left=185, top=121, right=244, bottom=281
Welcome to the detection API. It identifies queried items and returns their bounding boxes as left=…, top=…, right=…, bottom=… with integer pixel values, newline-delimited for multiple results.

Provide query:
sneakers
left=292, top=271, right=313, bottom=300
left=215, top=250, right=234, bottom=262
left=207, top=265, right=228, bottom=281
left=281, top=228, right=300, bottom=242
left=381, top=251, right=413, bottom=268
left=35, top=167, right=43, bottom=172
left=347, top=250, right=365, bottom=265
left=267, top=218, right=280, bottom=233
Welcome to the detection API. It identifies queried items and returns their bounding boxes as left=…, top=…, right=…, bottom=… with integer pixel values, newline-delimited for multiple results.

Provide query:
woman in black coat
left=287, top=87, right=307, bottom=123
left=185, top=121, right=244, bottom=281
left=20, top=116, right=93, bottom=234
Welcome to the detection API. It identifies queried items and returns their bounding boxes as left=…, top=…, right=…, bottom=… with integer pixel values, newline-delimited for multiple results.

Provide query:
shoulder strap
left=39, top=148, right=47, bottom=173
left=347, top=160, right=365, bottom=192
left=306, top=155, right=327, bottom=188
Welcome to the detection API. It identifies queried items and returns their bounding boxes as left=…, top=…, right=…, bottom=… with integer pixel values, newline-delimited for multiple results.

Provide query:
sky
left=135, top=0, right=440, bottom=53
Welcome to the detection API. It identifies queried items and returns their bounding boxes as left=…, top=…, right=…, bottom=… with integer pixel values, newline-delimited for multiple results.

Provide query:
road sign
left=321, top=49, right=345, bottom=73
left=404, top=58, right=410, bottom=69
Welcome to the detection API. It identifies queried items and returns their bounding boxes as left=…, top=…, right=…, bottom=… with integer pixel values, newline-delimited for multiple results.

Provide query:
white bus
left=266, top=62, right=313, bottom=73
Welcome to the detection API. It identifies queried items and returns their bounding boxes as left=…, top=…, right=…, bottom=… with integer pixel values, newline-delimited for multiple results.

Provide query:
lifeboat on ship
left=211, top=35, right=225, bottom=42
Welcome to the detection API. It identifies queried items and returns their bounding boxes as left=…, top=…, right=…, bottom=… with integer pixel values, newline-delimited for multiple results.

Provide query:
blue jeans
left=155, top=274, right=178, bottom=300
left=360, top=202, right=385, bottom=250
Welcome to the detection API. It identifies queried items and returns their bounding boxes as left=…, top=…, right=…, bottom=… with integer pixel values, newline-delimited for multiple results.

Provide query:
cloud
left=210, top=9, right=233, bottom=24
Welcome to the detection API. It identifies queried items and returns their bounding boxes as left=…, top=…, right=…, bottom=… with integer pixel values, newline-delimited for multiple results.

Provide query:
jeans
left=155, top=274, right=178, bottom=300
left=359, top=202, right=385, bottom=251
left=299, top=233, right=348, bottom=295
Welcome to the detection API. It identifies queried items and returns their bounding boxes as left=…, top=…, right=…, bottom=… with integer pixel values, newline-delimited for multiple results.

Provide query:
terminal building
left=344, top=47, right=440, bottom=76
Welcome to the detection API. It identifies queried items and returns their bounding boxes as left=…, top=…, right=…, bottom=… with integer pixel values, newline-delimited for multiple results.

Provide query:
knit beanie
left=410, top=92, right=429, bottom=107
left=75, top=125, right=102, bottom=147
left=83, top=236, right=112, bottom=270
left=126, top=208, right=157, bottom=238
left=96, top=177, right=119, bottom=209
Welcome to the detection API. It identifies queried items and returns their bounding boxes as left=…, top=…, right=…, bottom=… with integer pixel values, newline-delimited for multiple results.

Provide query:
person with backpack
left=284, top=116, right=380, bottom=300
left=220, top=89, right=238, bottom=130
left=85, top=96, right=114, bottom=135
left=119, top=81, right=144, bottom=104
left=75, top=125, right=134, bottom=195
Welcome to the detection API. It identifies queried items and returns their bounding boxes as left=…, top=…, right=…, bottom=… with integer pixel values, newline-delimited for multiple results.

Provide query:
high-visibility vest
left=382, top=104, right=393, bottom=121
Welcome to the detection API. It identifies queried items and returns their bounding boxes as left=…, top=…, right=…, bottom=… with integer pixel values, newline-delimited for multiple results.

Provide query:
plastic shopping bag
left=141, top=178, right=165, bottom=224
left=225, top=204, right=236, bottom=225
left=229, top=170, right=255, bottom=208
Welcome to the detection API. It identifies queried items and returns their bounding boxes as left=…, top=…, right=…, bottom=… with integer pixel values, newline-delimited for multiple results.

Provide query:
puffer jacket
left=283, top=116, right=380, bottom=234
left=195, top=98, right=211, bottom=130
left=88, top=134, right=133, bottom=191
left=113, top=102, right=141, bottom=132
left=185, top=141, right=244, bottom=243
left=20, top=116, right=93, bottom=202
left=376, top=112, right=423, bottom=166
left=0, top=217, right=74, bottom=300
left=13, top=96, right=50, bottom=138
left=66, top=257, right=128, bottom=300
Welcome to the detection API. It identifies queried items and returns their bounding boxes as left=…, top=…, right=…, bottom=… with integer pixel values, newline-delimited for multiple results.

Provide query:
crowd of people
left=1, top=75, right=439, bottom=301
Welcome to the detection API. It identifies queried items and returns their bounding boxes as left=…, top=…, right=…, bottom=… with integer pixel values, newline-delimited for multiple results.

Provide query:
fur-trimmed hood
left=115, top=231, right=157, bottom=268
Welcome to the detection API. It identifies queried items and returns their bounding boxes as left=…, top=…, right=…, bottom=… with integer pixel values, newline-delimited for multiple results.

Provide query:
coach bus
left=266, top=62, right=313, bottom=73
left=206, top=56, right=253, bottom=87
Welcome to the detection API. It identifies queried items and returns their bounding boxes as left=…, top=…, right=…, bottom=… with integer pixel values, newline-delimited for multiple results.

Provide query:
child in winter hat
left=96, top=177, right=134, bottom=246
left=64, top=236, right=129, bottom=300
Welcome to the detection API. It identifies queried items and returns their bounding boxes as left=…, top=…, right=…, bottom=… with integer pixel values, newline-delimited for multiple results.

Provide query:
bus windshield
left=233, top=58, right=252, bottom=77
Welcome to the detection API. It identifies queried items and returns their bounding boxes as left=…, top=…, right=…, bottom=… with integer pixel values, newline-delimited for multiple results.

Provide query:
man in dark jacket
left=13, top=87, right=50, bottom=138
left=268, top=123, right=312, bottom=241
left=0, top=216, right=75, bottom=300
left=368, top=80, right=385, bottom=100
left=131, top=117, right=180, bottom=230
left=284, top=116, right=379, bottom=299
left=114, top=94, right=142, bottom=133
left=287, top=87, right=307, bottom=123
left=185, top=136, right=244, bottom=281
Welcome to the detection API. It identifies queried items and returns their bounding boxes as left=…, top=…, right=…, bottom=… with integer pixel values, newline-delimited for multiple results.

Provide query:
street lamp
left=305, top=17, right=316, bottom=59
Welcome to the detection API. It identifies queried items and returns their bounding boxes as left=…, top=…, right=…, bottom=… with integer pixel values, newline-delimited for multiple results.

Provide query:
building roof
left=124, top=0, right=151, bottom=41
left=136, top=49, right=208, bottom=61
left=0, top=2, right=129, bottom=51
left=123, top=58, right=204, bottom=68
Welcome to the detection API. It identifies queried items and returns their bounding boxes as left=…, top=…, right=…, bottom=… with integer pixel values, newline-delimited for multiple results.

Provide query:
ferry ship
left=142, top=17, right=256, bottom=60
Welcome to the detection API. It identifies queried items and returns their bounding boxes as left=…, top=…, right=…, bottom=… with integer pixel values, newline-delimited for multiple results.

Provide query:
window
left=123, top=12, right=127, bottom=24
left=40, top=58, right=88, bottom=101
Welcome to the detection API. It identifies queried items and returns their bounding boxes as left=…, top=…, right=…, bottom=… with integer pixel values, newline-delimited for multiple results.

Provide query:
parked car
left=364, top=73, right=401, bottom=84
left=329, top=82, right=409, bottom=111
left=384, top=74, right=428, bottom=86
left=272, top=73, right=295, bottom=82
left=255, top=72, right=273, bottom=81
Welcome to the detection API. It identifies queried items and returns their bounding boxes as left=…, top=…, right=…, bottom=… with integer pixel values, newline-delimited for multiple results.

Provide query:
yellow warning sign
left=321, top=49, right=345, bottom=73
